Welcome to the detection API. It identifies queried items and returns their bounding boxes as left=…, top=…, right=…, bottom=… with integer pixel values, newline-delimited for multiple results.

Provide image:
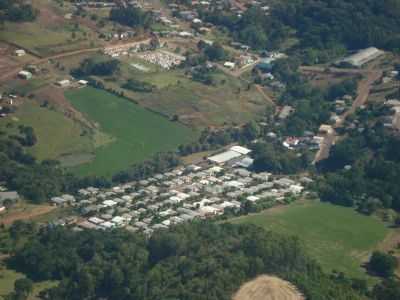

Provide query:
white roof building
left=338, top=47, right=384, bottom=68
left=230, top=145, right=252, bottom=155
left=103, top=200, right=117, bottom=207
left=208, top=150, right=242, bottom=164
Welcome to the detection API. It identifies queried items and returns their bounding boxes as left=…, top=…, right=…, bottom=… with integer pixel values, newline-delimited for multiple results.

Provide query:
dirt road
left=313, top=69, right=382, bottom=163
left=0, top=205, right=55, bottom=226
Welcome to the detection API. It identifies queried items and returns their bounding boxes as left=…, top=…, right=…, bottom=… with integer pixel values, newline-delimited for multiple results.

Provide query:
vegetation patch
left=0, top=102, right=93, bottom=162
left=231, top=201, right=388, bottom=280
left=65, top=87, right=195, bottom=177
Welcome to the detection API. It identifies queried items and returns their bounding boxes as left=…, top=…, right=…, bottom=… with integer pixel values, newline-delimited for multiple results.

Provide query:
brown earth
left=0, top=205, right=55, bottom=226
left=233, top=275, right=304, bottom=300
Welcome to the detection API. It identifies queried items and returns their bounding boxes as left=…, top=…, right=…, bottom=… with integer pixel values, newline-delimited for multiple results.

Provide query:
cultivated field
left=65, top=87, right=195, bottom=177
left=231, top=201, right=389, bottom=280
left=233, top=275, right=304, bottom=300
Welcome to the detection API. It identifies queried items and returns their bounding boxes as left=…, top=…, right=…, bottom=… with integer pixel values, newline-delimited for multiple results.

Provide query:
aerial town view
left=0, top=0, right=400, bottom=299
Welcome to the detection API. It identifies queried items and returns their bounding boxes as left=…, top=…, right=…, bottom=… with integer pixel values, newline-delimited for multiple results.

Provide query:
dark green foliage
left=71, top=58, right=120, bottom=78
left=367, top=251, right=398, bottom=278
left=109, top=6, right=153, bottom=28
left=200, top=0, right=400, bottom=54
left=0, top=0, right=38, bottom=23
left=251, top=142, right=310, bottom=174
left=317, top=122, right=400, bottom=213
left=112, top=152, right=180, bottom=183
left=326, top=79, right=358, bottom=101
left=372, top=279, right=400, bottom=300
left=9, top=222, right=364, bottom=300
left=122, top=79, right=155, bottom=92
left=203, top=43, right=227, bottom=62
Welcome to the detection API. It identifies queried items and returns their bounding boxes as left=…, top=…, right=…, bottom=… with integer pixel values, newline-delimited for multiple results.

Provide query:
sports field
left=231, top=201, right=388, bottom=279
left=65, top=87, right=195, bottom=177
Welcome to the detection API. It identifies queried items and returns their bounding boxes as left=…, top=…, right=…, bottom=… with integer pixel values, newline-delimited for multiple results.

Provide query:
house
left=18, top=70, right=32, bottom=80
left=15, top=49, right=26, bottom=57
left=51, top=197, right=67, bottom=206
left=319, top=124, right=333, bottom=135
left=278, top=106, right=294, bottom=120
left=78, top=80, right=88, bottom=86
left=0, top=191, right=19, bottom=208
left=224, top=61, right=235, bottom=69
left=56, top=79, right=71, bottom=88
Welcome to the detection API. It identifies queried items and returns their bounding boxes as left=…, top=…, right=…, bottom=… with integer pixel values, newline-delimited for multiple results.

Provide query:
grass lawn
left=65, top=87, right=195, bottom=177
left=0, top=265, right=57, bottom=300
left=0, top=101, right=93, bottom=162
left=230, top=201, right=389, bottom=280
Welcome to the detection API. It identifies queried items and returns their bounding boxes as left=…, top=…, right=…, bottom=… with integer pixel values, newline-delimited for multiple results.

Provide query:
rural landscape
left=1, top=0, right=400, bottom=299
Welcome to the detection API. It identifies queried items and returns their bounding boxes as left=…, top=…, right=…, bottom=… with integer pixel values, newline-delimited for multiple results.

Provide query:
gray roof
left=0, top=191, right=19, bottom=202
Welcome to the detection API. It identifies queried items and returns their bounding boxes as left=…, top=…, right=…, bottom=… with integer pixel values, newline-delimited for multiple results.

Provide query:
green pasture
left=231, top=201, right=389, bottom=280
left=65, top=87, right=195, bottom=177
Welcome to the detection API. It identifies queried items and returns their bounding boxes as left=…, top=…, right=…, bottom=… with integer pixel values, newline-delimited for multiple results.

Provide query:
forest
left=316, top=112, right=400, bottom=214
left=200, top=0, right=400, bottom=61
left=0, top=0, right=38, bottom=23
left=4, top=222, right=366, bottom=300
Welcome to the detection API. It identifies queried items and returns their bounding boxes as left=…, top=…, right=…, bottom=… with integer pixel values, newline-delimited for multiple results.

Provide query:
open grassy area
left=65, top=87, right=195, bottom=177
left=0, top=265, right=57, bottom=300
left=0, top=101, right=93, bottom=162
left=230, top=201, right=389, bottom=280
left=115, top=60, right=269, bottom=126
left=0, top=0, right=100, bottom=57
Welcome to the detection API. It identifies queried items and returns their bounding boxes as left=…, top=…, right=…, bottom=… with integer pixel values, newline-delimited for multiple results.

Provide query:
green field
left=231, top=201, right=389, bottom=280
left=0, top=265, right=57, bottom=300
left=65, top=87, right=195, bottom=177
left=0, top=102, right=93, bottom=162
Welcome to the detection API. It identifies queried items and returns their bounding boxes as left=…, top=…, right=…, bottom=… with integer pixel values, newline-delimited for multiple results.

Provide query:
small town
left=1, top=0, right=400, bottom=299
left=48, top=145, right=310, bottom=234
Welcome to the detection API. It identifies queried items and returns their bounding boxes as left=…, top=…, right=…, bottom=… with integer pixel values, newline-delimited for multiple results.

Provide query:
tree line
left=199, top=0, right=400, bottom=62
left=0, top=0, right=38, bottom=23
left=5, top=222, right=365, bottom=300
left=316, top=109, right=400, bottom=214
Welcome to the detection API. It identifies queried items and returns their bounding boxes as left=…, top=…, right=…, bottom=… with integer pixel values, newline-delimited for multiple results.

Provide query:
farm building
left=336, top=47, right=384, bottom=68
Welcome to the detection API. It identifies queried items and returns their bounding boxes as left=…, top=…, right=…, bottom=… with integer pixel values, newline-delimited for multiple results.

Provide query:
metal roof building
left=337, top=47, right=384, bottom=68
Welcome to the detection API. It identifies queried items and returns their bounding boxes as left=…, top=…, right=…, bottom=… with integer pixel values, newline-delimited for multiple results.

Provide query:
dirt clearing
left=0, top=204, right=55, bottom=226
left=233, top=275, right=304, bottom=300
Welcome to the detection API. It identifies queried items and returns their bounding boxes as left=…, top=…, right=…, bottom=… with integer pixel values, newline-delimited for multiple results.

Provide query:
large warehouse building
left=336, top=47, right=384, bottom=68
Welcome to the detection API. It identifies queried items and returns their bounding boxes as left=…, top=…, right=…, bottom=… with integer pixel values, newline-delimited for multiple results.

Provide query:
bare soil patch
left=0, top=205, right=55, bottom=226
left=233, top=275, right=304, bottom=300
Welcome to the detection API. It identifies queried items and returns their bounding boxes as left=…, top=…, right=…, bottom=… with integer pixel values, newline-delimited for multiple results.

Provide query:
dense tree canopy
left=0, top=0, right=38, bottom=23
left=317, top=121, right=400, bottom=213
left=200, top=0, right=400, bottom=56
left=110, top=6, right=153, bottom=28
left=71, top=58, right=120, bottom=78
left=8, top=222, right=364, bottom=300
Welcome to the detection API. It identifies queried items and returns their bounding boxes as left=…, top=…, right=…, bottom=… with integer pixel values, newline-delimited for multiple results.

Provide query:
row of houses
left=50, top=146, right=309, bottom=235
